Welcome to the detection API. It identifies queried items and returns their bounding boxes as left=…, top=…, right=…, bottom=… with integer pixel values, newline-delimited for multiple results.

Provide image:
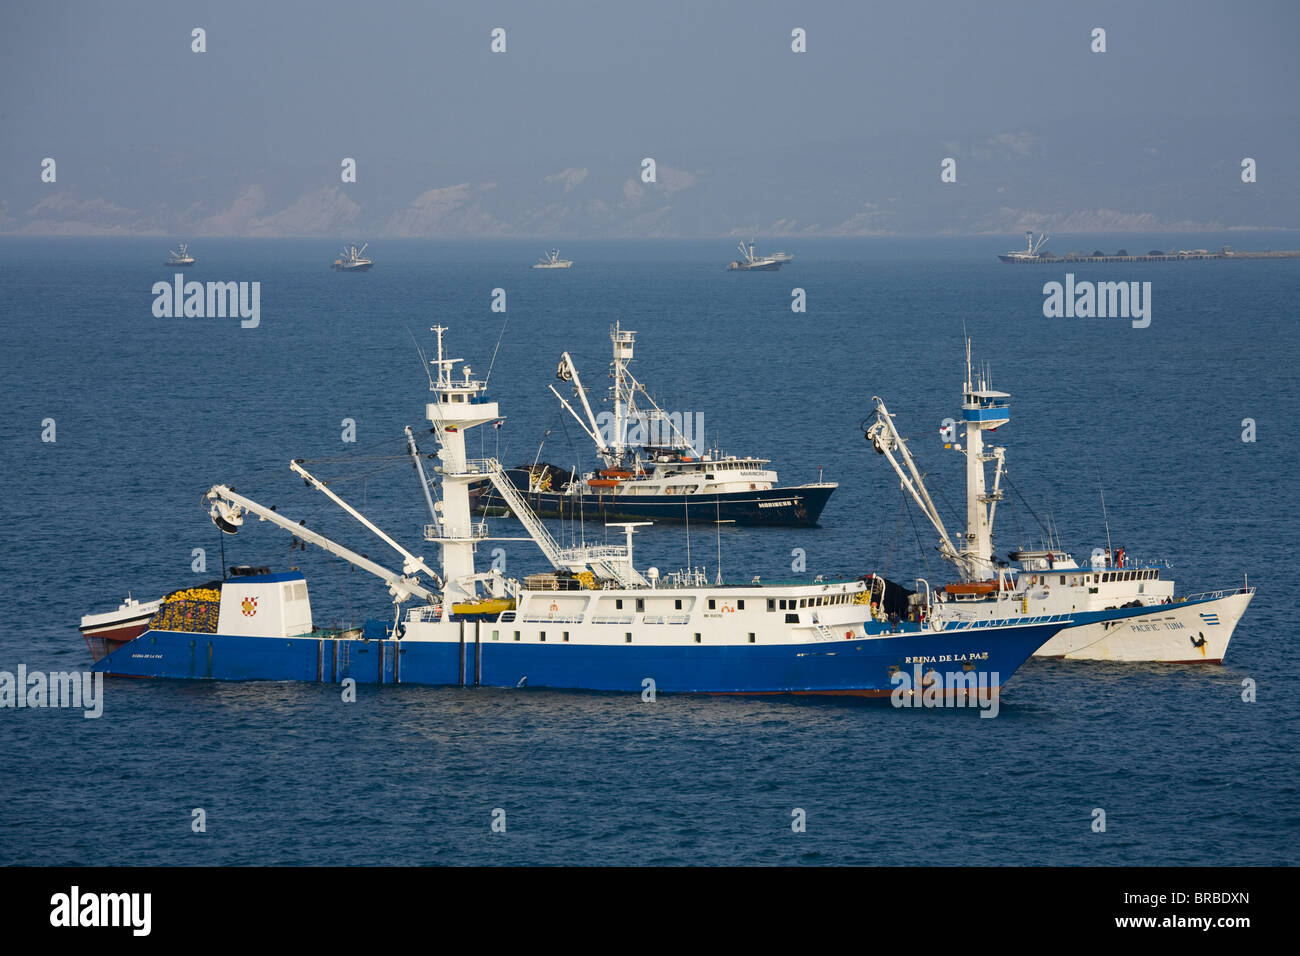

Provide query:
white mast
left=958, top=339, right=1008, bottom=580
left=425, top=325, right=499, bottom=607
left=610, top=322, right=635, bottom=461
left=865, top=338, right=1008, bottom=583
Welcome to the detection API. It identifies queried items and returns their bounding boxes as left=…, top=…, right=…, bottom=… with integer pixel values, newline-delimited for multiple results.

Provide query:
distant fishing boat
left=727, top=239, right=792, bottom=271
left=997, top=232, right=1049, bottom=262
left=165, top=244, right=195, bottom=267
left=532, top=249, right=573, bottom=269
left=332, top=243, right=373, bottom=272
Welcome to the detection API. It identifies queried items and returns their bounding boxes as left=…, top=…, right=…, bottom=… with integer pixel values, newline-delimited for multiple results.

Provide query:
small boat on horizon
left=727, top=238, right=792, bottom=271
left=332, top=243, right=373, bottom=272
left=532, top=249, right=573, bottom=269
left=165, top=243, right=195, bottom=267
left=997, top=231, right=1049, bottom=263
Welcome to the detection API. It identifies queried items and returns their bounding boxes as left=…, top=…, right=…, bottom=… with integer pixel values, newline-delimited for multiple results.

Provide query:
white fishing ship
left=863, top=340, right=1253, bottom=662
left=165, top=244, right=195, bottom=267
left=998, top=231, right=1049, bottom=263
left=471, top=322, right=837, bottom=526
left=332, top=243, right=373, bottom=272
left=532, top=249, right=573, bottom=269
left=727, top=239, right=793, bottom=271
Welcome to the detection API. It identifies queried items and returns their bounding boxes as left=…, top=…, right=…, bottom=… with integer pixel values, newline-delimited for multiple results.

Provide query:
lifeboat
left=451, top=597, right=515, bottom=617
left=587, top=478, right=620, bottom=489
left=599, top=469, right=633, bottom=479
left=944, top=580, right=1001, bottom=596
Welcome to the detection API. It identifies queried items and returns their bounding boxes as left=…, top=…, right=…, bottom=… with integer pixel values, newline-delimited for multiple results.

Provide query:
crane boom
left=289, top=460, right=443, bottom=587
left=550, top=351, right=610, bottom=457
left=203, top=484, right=438, bottom=605
left=864, top=399, right=971, bottom=577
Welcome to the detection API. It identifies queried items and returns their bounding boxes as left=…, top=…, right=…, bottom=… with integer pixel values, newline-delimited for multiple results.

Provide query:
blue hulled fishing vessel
left=82, top=326, right=1082, bottom=700
left=470, top=323, right=837, bottom=526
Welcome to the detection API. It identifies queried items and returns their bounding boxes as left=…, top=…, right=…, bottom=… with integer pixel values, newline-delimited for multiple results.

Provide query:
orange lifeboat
left=599, top=469, right=633, bottom=479
left=944, top=580, right=1001, bottom=596
left=587, top=478, right=620, bottom=489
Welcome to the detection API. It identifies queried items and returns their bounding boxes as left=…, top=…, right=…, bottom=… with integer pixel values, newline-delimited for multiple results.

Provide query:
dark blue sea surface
left=1, top=236, right=1297, bottom=865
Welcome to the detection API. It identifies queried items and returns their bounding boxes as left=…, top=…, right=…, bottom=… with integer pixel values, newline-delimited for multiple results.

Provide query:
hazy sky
left=2, top=0, right=1296, bottom=237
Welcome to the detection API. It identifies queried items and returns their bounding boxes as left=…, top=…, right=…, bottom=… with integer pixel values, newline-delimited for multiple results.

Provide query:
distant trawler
left=727, top=238, right=793, bottom=271
left=532, top=249, right=573, bottom=269
left=332, top=243, right=373, bottom=272
left=165, top=244, right=195, bottom=267
left=998, top=232, right=1049, bottom=263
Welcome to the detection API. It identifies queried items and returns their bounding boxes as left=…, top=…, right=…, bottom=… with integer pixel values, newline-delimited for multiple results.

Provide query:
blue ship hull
left=92, top=618, right=1063, bottom=696
left=471, top=470, right=836, bottom=527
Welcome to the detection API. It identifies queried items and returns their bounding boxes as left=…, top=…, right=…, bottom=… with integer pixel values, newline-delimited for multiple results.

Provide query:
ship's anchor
left=1191, top=632, right=1208, bottom=649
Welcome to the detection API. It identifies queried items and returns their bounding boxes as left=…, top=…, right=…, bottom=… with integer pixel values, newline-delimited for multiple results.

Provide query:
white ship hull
left=1033, top=590, right=1252, bottom=663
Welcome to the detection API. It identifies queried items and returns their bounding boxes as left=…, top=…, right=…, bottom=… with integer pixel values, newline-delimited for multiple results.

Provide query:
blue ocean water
left=0, top=235, right=1296, bottom=865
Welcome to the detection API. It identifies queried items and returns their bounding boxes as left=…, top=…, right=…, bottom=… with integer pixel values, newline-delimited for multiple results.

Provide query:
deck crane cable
left=1001, top=469, right=1052, bottom=544
left=483, top=313, right=510, bottom=390
left=880, top=493, right=908, bottom=579
left=903, top=491, right=934, bottom=577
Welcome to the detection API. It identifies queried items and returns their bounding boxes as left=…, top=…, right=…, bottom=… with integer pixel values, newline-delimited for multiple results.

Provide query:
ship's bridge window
left=708, top=599, right=716, bottom=610
left=674, top=599, right=682, bottom=610
left=737, top=600, right=745, bottom=610
left=635, top=598, right=644, bottom=613
left=767, top=599, right=775, bottom=612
